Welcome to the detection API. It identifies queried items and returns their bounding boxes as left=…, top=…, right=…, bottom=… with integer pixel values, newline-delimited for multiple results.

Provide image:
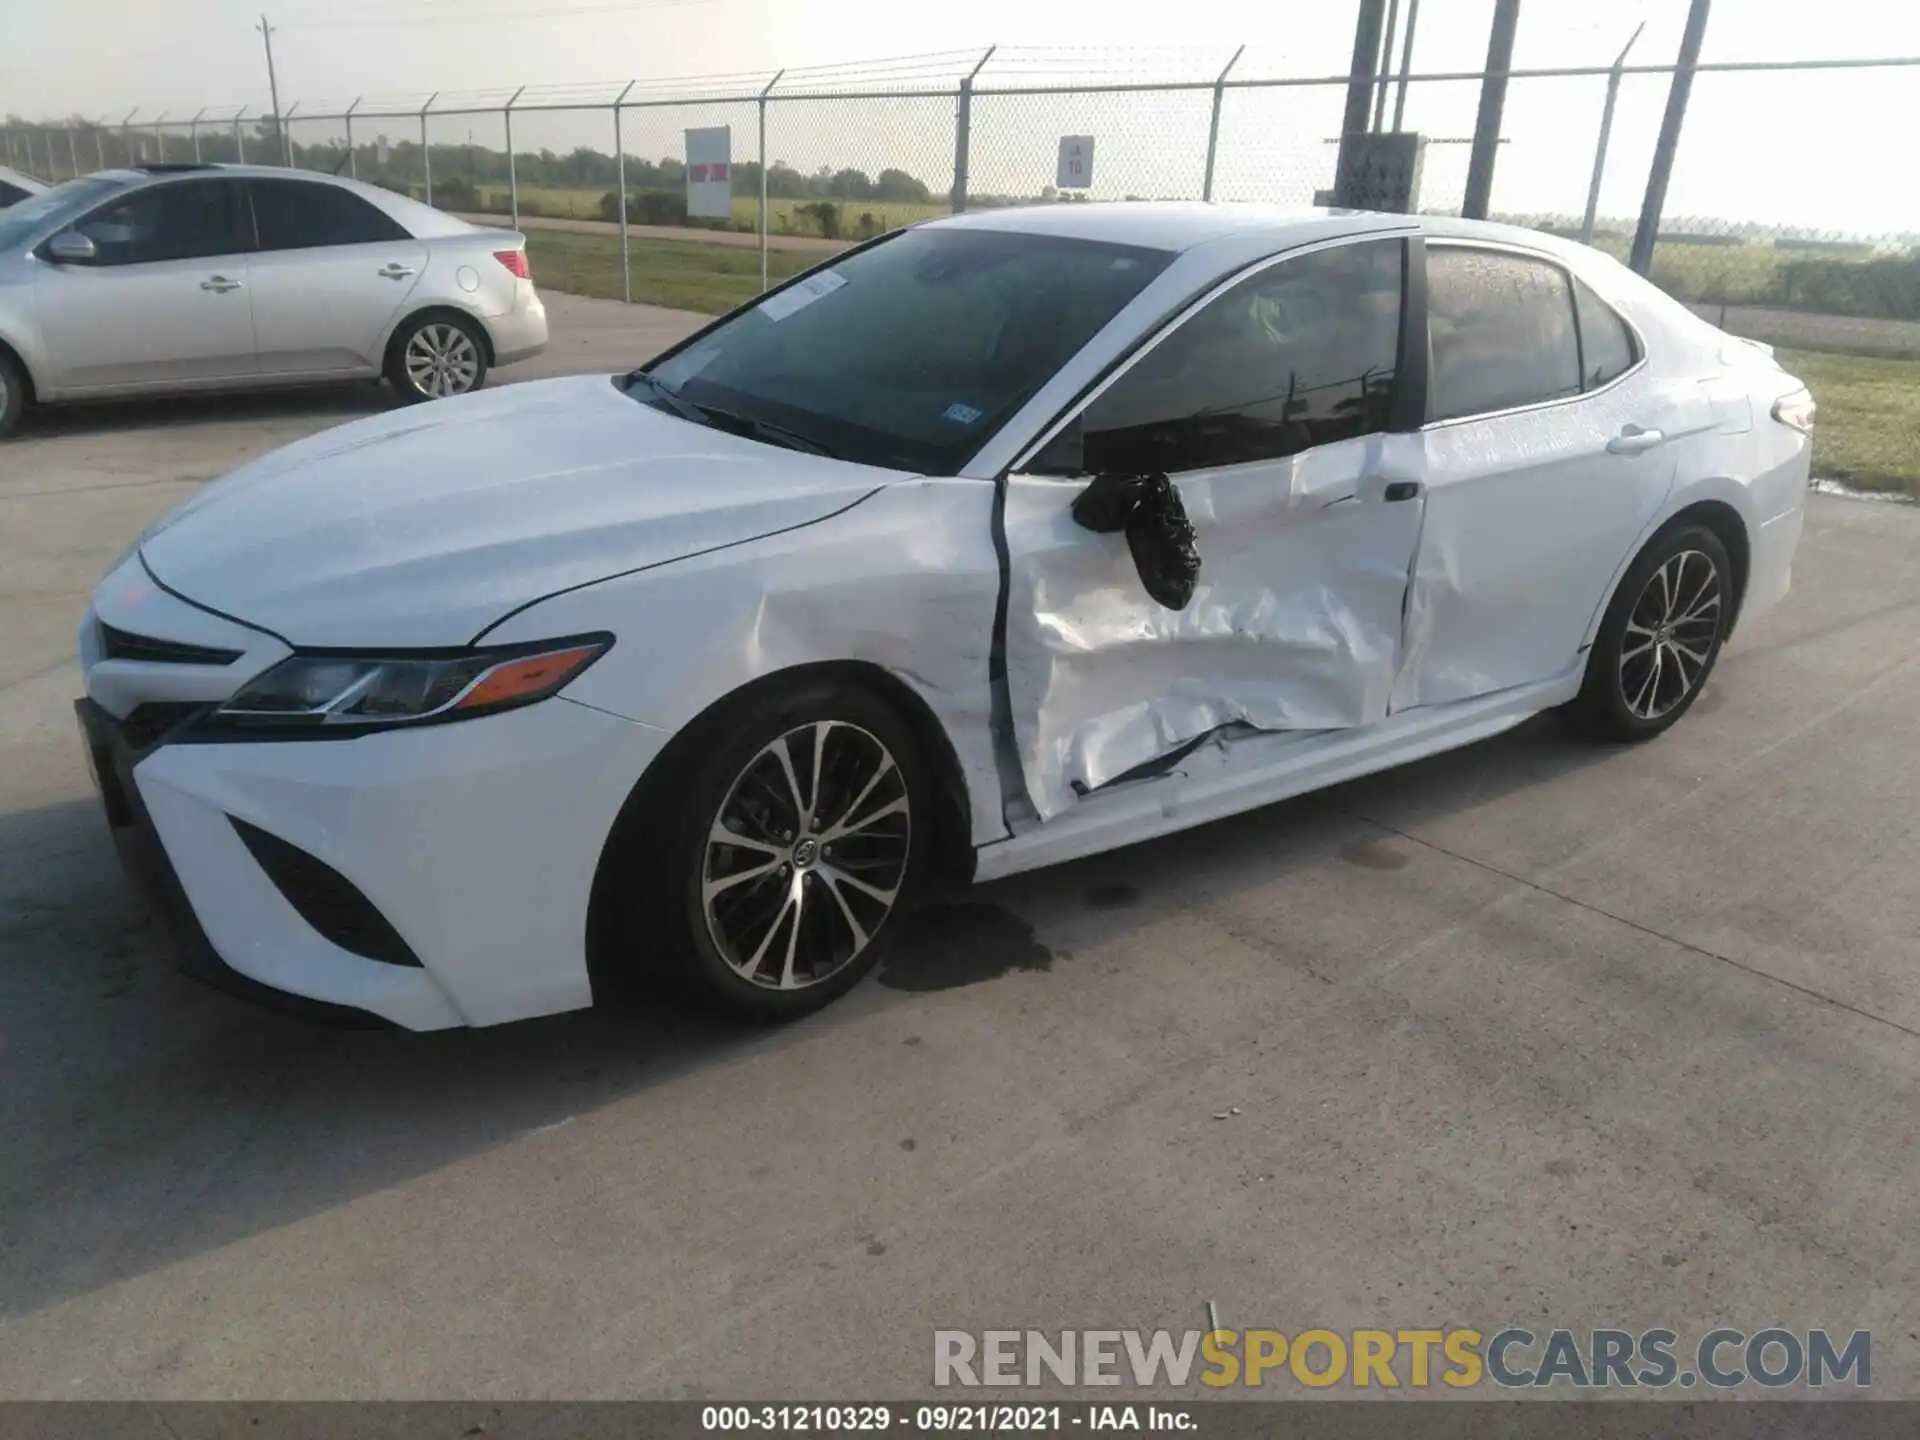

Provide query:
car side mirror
left=1069, top=470, right=1202, bottom=612
left=46, top=230, right=98, bottom=264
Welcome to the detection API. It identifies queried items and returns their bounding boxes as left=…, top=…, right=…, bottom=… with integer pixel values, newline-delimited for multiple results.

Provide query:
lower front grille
left=121, top=701, right=211, bottom=752
left=229, top=818, right=424, bottom=968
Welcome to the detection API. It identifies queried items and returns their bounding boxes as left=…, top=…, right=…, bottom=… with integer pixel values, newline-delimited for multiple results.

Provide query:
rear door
left=1392, top=243, right=1703, bottom=710
left=1001, top=236, right=1428, bottom=821
left=243, top=177, right=427, bottom=377
left=33, top=177, right=256, bottom=391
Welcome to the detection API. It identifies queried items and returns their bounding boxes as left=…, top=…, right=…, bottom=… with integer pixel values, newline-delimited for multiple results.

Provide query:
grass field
left=1780, top=349, right=1920, bottom=498
left=525, top=228, right=815, bottom=314
left=472, top=184, right=946, bottom=236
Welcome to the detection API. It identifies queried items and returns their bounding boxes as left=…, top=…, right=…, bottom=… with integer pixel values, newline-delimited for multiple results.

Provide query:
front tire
left=385, top=312, right=489, bottom=403
left=1569, top=523, right=1733, bottom=741
left=633, top=680, right=930, bottom=1021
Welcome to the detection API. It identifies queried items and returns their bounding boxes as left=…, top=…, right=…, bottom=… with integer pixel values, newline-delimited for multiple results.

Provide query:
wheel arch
left=582, top=659, right=977, bottom=1003
left=1581, top=489, right=1754, bottom=652
left=381, top=302, right=496, bottom=372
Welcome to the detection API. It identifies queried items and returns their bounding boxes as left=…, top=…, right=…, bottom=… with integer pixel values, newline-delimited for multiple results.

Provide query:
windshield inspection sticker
left=757, top=269, right=848, bottom=322
left=941, top=402, right=985, bottom=425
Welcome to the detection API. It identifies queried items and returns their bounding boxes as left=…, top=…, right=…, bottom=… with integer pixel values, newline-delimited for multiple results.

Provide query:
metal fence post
left=1581, top=22, right=1645, bottom=245
left=154, top=113, right=169, bottom=164
left=758, top=69, right=783, bottom=292
left=1462, top=0, right=1521, bottom=219
left=94, top=121, right=106, bottom=171
left=122, top=108, right=137, bottom=168
left=66, top=126, right=79, bottom=178
left=234, top=107, right=248, bottom=164
left=1202, top=45, right=1244, bottom=202
left=1336, top=0, right=1387, bottom=201
left=421, top=93, right=438, bottom=204
left=1631, top=0, right=1712, bottom=275
left=345, top=98, right=361, bottom=178
left=1392, top=0, right=1422, bottom=130
left=504, top=88, right=523, bottom=227
left=613, top=80, right=636, bottom=301
left=283, top=101, right=299, bottom=167
left=190, top=106, right=207, bottom=162
left=1373, top=0, right=1403, bottom=130
left=950, top=45, right=996, bottom=214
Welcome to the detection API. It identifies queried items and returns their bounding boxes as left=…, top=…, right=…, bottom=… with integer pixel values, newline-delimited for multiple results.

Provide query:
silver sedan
left=0, top=163, right=548, bottom=436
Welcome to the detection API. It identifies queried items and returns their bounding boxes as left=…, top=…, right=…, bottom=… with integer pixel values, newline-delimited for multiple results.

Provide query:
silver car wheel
left=701, top=719, right=911, bottom=991
left=1619, top=548, right=1722, bottom=721
left=403, top=323, right=481, bottom=399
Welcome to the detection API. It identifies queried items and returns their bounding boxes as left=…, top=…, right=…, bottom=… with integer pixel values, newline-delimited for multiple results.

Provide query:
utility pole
left=258, top=15, right=284, bottom=166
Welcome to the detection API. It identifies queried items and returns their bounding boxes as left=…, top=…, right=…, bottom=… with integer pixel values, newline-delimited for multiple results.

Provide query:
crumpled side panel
left=1005, top=437, right=1426, bottom=820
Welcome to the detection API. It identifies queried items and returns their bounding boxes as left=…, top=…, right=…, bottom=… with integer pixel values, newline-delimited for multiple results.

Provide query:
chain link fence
left=7, top=44, right=1919, bottom=492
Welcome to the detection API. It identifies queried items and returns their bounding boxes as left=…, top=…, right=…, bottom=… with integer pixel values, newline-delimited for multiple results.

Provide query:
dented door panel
left=1002, top=432, right=1427, bottom=821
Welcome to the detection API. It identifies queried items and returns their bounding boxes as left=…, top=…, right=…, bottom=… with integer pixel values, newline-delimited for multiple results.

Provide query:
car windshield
left=0, top=175, right=131, bottom=251
left=635, top=226, right=1175, bottom=475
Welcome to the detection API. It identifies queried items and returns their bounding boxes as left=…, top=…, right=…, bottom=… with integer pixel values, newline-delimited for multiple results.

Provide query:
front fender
left=482, top=478, right=1011, bottom=848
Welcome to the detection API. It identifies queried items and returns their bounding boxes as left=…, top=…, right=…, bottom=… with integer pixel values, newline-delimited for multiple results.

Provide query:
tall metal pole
left=602, top=81, right=633, bottom=299
left=1462, top=0, right=1521, bottom=219
left=1335, top=0, right=1387, bottom=202
left=257, top=16, right=284, bottom=165
left=950, top=46, right=996, bottom=214
left=1631, top=0, right=1712, bottom=276
left=1202, top=45, right=1244, bottom=202
left=1581, top=23, right=1645, bottom=245
left=756, top=69, right=783, bottom=291
left=1372, top=0, right=1403, bottom=131
left=503, top=86, right=525, bottom=226
left=1392, top=0, right=1422, bottom=131
left=421, top=93, right=438, bottom=205
left=344, top=98, right=361, bottom=178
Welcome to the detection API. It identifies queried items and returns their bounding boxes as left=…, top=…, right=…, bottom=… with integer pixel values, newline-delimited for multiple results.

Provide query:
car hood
left=137, top=376, right=894, bottom=648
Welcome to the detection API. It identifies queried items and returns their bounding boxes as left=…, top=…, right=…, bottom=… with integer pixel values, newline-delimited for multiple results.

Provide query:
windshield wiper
left=624, top=371, right=840, bottom=459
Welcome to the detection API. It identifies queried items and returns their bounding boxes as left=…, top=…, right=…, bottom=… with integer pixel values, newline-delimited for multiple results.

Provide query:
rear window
left=250, top=179, right=411, bottom=249
left=643, top=228, right=1175, bottom=475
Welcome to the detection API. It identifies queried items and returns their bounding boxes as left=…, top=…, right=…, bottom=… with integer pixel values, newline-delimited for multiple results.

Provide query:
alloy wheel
left=403, top=324, right=481, bottom=398
left=701, top=720, right=912, bottom=991
left=1619, top=548, right=1721, bottom=721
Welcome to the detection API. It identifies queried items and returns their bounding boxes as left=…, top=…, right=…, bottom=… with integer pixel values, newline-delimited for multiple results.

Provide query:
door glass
left=1040, top=239, right=1405, bottom=476
left=0, top=180, right=30, bottom=206
left=250, top=179, right=412, bottom=250
left=1426, top=248, right=1581, bottom=421
left=73, top=180, right=247, bottom=266
left=1572, top=277, right=1638, bottom=389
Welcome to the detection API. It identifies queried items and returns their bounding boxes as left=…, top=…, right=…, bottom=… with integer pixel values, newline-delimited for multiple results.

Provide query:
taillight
left=494, top=249, right=530, bottom=280
left=1771, top=386, right=1815, bottom=435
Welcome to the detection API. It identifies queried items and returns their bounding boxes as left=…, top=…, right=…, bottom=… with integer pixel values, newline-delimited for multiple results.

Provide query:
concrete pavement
left=2, top=292, right=1918, bottom=1399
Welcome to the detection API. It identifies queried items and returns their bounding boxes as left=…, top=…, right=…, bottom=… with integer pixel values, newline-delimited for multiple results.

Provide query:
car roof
left=921, top=200, right=1607, bottom=260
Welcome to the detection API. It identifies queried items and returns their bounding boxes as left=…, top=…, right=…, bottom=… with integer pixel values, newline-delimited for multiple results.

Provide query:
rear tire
left=385, top=312, right=489, bottom=403
left=1568, top=523, right=1733, bottom=742
left=0, top=351, right=25, bottom=438
left=615, top=679, right=931, bottom=1021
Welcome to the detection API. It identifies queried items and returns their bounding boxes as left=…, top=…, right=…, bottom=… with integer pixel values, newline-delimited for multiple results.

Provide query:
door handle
left=378, top=263, right=418, bottom=280
left=1607, top=425, right=1666, bottom=455
left=200, top=275, right=242, bottom=293
left=1382, top=481, right=1423, bottom=502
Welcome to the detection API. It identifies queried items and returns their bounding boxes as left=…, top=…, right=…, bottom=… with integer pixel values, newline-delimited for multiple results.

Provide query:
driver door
left=1000, top=236, right=1428, bottom=821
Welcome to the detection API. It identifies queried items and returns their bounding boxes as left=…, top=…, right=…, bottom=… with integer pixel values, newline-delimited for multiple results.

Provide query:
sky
left=2, top=0, right=1915, bottom=232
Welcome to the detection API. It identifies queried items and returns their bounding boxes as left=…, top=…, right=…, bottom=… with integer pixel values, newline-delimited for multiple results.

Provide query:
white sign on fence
left=685, top=126, right=733, bottom=219
left=1056, top=135, right=1095, bottom=190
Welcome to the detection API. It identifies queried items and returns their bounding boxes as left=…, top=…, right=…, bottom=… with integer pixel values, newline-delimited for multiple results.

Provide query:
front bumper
left=76, top=692, right=668, bottom=1030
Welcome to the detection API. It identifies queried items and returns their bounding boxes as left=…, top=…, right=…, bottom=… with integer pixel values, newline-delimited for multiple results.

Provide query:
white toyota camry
left=77, top=203, right=1814, bottom=1028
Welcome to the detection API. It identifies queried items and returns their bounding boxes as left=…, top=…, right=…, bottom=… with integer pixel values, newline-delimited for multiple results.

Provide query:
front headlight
left=208, top=635, right=612, bottom=733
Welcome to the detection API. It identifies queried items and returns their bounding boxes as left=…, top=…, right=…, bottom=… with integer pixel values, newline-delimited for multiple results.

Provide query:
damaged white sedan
left=77, top=203, right=1814, bottom=1027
